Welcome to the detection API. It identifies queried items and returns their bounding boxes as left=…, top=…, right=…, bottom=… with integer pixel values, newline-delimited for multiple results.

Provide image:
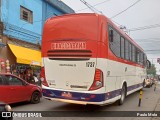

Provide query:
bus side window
left=143, top=54, right=147, bottom=67
left=125, top=40, right=129, bottom=60
left=108, top=26, right=121, bottom=58
left=109, top=30, right=113, bottom=42
left=128, top=42, right=132, bottom=61
left=120, top=37, right=125, bottom=58
left=136, top=49, right=140, bottom=64
left=140, top=52, right=144, bottom=66
left=132, top=45, right=136, bottom=62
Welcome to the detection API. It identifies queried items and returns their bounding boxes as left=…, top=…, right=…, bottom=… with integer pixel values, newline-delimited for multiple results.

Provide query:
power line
left=135, top=38, right=160, bottom=40
left=76, top=0, right=111, bottom=12
left=145, top=50, right=160, bottom=52
left=148, top=58, right=159, bottom=59
left=79, top=0, right=103, bottom=14
left=78, top=0, right=125, bottom=30
left=146, top=53, right=160, bottom=54
left=129, top=24, right=160, bottom=31
left=137, top=40, right=160, bottom=42
left=111, top=20, right=122, bottom=26
left=138, top=42, right=160, bottom=44
left=78, top=0, right=125, bottom=29
left=111, top=0, right=142, bottom=19
left=144, top=50, right=160, bottom=54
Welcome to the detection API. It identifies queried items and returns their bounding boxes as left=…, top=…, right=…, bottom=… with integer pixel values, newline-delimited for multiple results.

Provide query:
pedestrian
left=19, top=68, right=25, bottom=79
left=33, top=73, right=39, bottom=86
left=12, top=69, right=19, bottom=76
left=26, top=67, right=34, bottom=83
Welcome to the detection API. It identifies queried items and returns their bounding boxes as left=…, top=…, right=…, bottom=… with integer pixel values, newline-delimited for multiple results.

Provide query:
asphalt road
left=11, top=83, right=160, bottom=120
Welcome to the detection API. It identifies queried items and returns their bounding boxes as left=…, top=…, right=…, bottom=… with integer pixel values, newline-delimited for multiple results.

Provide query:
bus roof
left=45, top=13, right=144, bottom=52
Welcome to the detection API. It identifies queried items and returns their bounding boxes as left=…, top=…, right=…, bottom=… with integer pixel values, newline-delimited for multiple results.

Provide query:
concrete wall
left=1, top=0, right=42, bottom=43
left=42, top=1, right=65, bottom=28
left=0, top=45, right=16, bottom=65
left=0, top=0, right=74, bottom=44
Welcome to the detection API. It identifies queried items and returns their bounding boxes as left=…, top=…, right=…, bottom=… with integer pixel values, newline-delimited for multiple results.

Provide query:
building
left=0, top=0, right=74, bottom=44
left=0, top=0, right=74, bottom=75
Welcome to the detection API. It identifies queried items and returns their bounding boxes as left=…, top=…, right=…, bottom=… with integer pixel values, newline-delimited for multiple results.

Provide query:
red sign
left=51, top=42, right=86, bottom=50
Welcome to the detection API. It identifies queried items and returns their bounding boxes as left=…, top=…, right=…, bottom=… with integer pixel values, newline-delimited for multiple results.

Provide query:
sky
left=61, top=0, right=160, bottom=74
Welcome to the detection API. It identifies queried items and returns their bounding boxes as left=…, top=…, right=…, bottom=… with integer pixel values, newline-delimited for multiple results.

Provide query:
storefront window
left=10, top=64, right=41, bottom=84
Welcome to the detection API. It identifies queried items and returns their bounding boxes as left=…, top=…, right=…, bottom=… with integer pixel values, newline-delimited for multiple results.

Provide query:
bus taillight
left=89, top=69, right=103, bottom=91
left=40, top=67, right=49, bottom=87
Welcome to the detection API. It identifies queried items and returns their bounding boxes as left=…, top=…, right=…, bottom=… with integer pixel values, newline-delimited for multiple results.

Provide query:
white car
left=145, top=79, right=152, bottom=88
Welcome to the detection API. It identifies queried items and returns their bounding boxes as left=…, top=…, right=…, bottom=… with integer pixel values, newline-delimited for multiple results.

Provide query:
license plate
left=61, top=92, right=72, bottom=98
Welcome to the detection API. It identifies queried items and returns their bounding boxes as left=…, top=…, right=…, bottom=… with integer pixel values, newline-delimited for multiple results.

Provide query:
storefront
left=8, top=44, right=41, bottom=66
left=0, top=41, right=11, bottom=73
left=0, top=43, right=42, bottom=83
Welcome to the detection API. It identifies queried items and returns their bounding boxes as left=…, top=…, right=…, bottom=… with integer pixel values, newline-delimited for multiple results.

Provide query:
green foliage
left=147, top=64, right=156, bottom=76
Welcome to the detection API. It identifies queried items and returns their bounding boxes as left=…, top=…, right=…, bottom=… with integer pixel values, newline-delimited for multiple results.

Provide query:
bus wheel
left=119, top=84, right=126, bottom=105
left=143, top=80, right=145, bottom=88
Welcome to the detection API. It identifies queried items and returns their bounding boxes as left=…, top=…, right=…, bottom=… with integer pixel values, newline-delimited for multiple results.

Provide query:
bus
left=41, top=13, right=150, bottom=105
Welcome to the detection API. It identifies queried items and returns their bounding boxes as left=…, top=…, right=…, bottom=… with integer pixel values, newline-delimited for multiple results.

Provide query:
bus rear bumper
left=45, top=97, right=120, bottom=106
left=45, top=97, right=104, bottom=105
left=42, top=88, right=121, bottom=105
left=42, top=88, right=106, bottom=104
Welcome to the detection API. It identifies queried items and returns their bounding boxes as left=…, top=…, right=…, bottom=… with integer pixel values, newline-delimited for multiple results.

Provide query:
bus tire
left=139, top=80, right=145, bottom=91
left=142, top=80, right=145, bottom=88
left=118, top=84, right=126, bottom=105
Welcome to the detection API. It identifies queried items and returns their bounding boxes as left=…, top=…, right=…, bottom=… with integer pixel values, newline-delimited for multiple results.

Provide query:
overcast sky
left=62, top=0, right=160, bottom=74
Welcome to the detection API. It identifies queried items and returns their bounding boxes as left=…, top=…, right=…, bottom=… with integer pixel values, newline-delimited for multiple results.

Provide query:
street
left=0, top=1, right=160, bottom=120
left=11, top=83, right=160, bottom=120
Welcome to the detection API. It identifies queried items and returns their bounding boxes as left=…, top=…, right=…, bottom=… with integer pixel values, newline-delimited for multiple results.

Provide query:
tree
left=147, top=64, right=156, bottom=76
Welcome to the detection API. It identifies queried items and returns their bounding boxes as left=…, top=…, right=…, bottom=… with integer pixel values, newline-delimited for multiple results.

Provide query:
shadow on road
left=10, top=101, right=30, bottom=108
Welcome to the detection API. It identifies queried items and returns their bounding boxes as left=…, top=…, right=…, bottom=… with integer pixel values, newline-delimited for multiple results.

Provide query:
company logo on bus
left=51, top=42, right=86, bottom=50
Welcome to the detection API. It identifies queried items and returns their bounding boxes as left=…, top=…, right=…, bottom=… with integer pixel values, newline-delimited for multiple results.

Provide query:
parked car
left=0, top=73, right=42, bottom=104
left=0, top=101, right=12, bottom=120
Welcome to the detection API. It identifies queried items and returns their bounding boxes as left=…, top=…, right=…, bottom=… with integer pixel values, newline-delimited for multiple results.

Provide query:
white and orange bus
left=41, top=13, right=150, bottom=105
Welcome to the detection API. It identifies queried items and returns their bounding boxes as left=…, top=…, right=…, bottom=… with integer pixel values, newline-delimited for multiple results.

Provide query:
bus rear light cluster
left=89, top=69, right=103, bottom=91
left=40, top=67, right=49, bottom=87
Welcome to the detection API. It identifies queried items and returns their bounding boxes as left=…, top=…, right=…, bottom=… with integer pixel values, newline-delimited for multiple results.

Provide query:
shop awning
left=8, top=44, right=42, bottom=66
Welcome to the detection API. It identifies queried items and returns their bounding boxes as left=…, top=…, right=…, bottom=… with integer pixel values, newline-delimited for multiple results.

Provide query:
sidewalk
left=152, top=82, right=160, bottom=120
